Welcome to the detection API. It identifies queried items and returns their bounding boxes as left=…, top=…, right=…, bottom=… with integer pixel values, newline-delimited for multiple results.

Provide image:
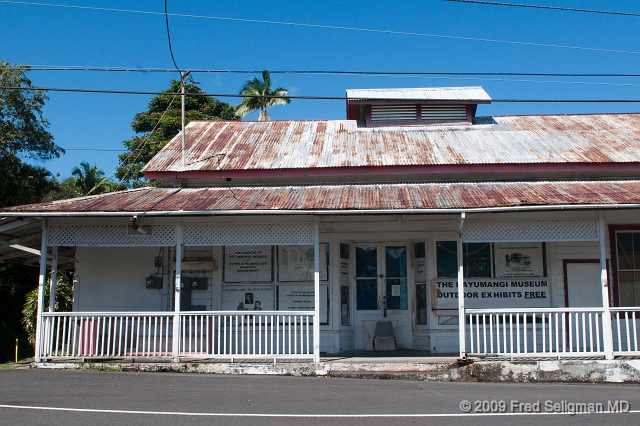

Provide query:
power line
left=2, top=0, right=640, bottom=55
left=164, top=0, right=180, bottom=72
left=2, top=85, right=640, bottom=103
left=9, top=66, right=640, bottom=78
left=443, top=1, right=640, bottom=17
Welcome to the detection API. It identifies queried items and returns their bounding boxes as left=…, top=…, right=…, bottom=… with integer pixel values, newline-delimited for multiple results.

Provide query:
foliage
left=0, top=262, right=38, bottom=362
left=0, top=61, right=62, bottom=161
left=71, top=161, right=111, bottom=196
left=236, top=70, right=291, bottom=121
left=115, top=79, right=238, bottom=187
left=0, top=61, right=64, bottom=208
left=22, top=275, right=73, bottom=346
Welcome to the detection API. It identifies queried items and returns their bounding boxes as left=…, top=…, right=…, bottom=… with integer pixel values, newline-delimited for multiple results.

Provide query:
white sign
left=224, top=246, right=272, bottom=283
left=415, top=258, right=426, bottom=283
left=277, top=285, right=328, bottom=323
left=432, top=278, right=551, bottom=311
left=221, top=285, right=275, bottom=311
left=278, top=244, right=328, bottom=282
left=494, top=243, right=544, bottom=278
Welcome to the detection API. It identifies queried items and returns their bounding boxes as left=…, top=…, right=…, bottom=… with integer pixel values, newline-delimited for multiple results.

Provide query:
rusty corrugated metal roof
left=346, top=86, right=491, bottom=101
left=4, top=180, right=640, bottom=214
left=143, top=114, right=640, bottom=174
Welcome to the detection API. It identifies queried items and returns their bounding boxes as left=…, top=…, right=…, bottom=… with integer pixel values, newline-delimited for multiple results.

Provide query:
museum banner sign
left=432, top=278, right=551, bottom=311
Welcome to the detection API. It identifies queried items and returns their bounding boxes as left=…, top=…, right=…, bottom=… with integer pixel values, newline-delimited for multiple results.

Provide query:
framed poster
left=494, top=243, right=545, bottom=278
left=277, top=284, right=329, bottom=324
left=415, top=242, right=426, bottom=283
left=221, top=285, right=275, bottom=311
left=277, top=244, right=328, bottom=282
left=223, top=246, right=272, bottom=283
left=340, top=243, right=350, bottom=284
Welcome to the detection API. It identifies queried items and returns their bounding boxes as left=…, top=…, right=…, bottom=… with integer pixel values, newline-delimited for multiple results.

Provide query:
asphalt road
left=1, top=369, right=640, bottom=426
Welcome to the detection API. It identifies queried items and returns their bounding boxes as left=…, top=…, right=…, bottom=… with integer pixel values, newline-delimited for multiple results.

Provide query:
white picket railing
left=611, top=308, right=640, bottom=356
left=40, top=312, right=174, bottom=358
left=179, top=311, right=315, bottom=360
left=466, top=308, right=608, bottom=357
left=39, top=311, right=315, bottom=361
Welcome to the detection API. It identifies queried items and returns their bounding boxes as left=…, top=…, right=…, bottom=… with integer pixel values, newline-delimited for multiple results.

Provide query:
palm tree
left=236, top=70, right=291, bottom=121
left=71, top=162, right=109, bottom=196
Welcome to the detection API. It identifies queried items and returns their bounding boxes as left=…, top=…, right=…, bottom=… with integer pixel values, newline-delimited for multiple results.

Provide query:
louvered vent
left=421, top=105, right=467, bottom=121
left=371, top=105, right=416, bottom=121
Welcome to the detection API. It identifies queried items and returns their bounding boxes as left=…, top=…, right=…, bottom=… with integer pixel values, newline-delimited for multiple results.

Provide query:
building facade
left=2, top=87, right=639, bottom=362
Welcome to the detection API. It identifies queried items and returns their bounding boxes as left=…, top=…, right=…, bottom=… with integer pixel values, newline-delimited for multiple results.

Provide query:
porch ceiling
left=0, top=218, right=75, bottom=270
left=2, top=179, right=640, bottom=215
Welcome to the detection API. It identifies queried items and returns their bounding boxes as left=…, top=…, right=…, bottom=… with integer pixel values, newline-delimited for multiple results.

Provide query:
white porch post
left=48, top=246, right=58, bottom=312
left=599, top=212, right=614, bottom=360
left=457, top=213, right=466, bottom=359
left=34, top=220, right=48, bottom=363
left=172, top=219, right=183, bottom=362
left=313, top=217, right=320, bottom=363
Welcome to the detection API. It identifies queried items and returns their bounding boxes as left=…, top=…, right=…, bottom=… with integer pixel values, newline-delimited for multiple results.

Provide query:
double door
left=354, top=243, right=412, bottom=349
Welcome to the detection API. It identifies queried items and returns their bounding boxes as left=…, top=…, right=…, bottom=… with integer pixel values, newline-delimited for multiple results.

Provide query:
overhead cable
left=2, top=85, right=640, bottom=102
left=444, top=1, right=640, bottom=17
left=1, top=1, right=639, bottom=55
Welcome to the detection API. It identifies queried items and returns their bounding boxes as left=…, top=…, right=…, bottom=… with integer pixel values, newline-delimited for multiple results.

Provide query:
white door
left=353, top=243, right=413, bottom=350
left=566, top=262, right=603, bottom=307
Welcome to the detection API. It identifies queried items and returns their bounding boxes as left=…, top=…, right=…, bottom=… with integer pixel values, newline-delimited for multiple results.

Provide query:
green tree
left=115, top=79, right=238, bottom=187
left=71, top=161, right=110, bottom=196
left=0, top=61, right=63, bottom=207
left=236, top=70, right=291, bottom=121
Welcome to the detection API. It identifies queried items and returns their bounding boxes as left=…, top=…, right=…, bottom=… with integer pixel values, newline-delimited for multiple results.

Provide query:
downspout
left=34, top=220, right=48, bottom=363
left=599, top=212, right=614, bottom=360
left=313, top=216, right=321, bottom=363
left=172, top=218, right=183, bottom=362
left=457, top=212, right=466, bottom=360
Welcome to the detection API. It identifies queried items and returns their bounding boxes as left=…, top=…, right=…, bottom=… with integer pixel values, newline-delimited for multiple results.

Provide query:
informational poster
left=415, top=258, right=426, bottom=283
left=277, top=244, right=328, bottom=282
left=340, top=243, right=350, bottom=284
left=431, top=278, right=551, bottom=311
left=223, top=246, right=272, bottom=283
left=221, top=285, right=274, bottom=311
left=494, top=243, right=544, bottom=278
left=277, top=285, right=328, bottom=323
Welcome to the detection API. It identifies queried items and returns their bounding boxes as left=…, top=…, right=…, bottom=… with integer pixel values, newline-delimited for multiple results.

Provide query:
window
left=436, top=241, right=546, bottom=278
left=616, top=232, right=640, bottom=306
left=436, top=241, right=492, bottom=278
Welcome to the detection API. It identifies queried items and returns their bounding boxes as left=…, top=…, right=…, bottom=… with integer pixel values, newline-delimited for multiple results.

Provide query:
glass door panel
left=385, top=246, right=407, bottom=310
left=356, top=246, right=378, bottom=310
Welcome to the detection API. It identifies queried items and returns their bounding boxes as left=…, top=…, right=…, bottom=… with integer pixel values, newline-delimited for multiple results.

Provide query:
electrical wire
left=7, top=65, right=640, bottom=78
left=443, top=1, right=640, bottom=18
left=2, top=1, right=640, bottom=55
left=2, top=85, right=640, bottom=102
left=164, top=0, right=180, bottom=72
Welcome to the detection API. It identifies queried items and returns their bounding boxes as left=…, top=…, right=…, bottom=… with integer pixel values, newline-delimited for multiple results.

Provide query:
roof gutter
left=3, top=203, right=640, bottom=218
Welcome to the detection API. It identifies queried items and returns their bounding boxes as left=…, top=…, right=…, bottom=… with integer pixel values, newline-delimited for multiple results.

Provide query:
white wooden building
left=2, top=87, right=640, bottom=363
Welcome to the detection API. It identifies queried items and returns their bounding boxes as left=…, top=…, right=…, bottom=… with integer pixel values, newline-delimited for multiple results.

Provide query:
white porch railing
left=611, top=308, right=640, bottom=356
left=39, top=311, right=315, bottom=361
left=40, top=312, right=174, bottom=358
left=466, top=308, right=608, bottom=357
left=466, top=307, right=640, bottom=358
left=179, top=311, right=314, bottom=360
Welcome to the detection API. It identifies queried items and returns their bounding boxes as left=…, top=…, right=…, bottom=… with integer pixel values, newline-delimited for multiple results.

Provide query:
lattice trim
left=48, top=225, right=176, bottom=246
left=184, top=223, right=314, bottom=246
left=462, top=219, right=598, bottom=243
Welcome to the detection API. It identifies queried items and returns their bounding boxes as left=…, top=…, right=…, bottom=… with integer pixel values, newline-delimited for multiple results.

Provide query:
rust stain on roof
left=143, top=114, right=640, bottom=175
left=4, top=180, right=640, bottom=214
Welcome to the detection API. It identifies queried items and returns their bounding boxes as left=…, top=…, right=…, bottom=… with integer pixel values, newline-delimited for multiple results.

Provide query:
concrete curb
left=33, top=359, right=640, bottom=383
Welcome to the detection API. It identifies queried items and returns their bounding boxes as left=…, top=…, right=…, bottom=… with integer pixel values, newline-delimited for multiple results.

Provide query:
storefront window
left=616, top=232, right=640, bottom=306
left=415, top=242, right=427, bottom=325
left=277, top=244, right=329, bottom=282
left=340, top=285, right=350, bottom=326
left=436, top=241, right=492, bottom=278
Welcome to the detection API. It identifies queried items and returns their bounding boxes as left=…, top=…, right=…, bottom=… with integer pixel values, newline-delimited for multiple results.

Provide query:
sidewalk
left=27, top=352, right=640, bottom=383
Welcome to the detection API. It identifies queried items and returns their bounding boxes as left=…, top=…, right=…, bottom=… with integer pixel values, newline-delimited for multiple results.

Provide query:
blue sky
left=2, top=0, right=640, bottom=178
